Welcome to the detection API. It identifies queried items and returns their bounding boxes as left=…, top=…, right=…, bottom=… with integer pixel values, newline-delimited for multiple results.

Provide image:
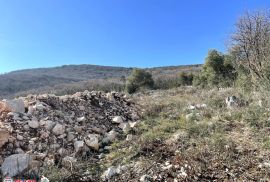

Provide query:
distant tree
left=126, top=69, right=154, bottom=94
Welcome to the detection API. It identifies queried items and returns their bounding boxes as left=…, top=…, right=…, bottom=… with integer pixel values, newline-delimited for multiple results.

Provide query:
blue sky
left=0, top=0, right=270, bottom=73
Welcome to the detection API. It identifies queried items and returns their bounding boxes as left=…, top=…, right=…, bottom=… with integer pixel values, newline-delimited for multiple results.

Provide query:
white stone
left=77, top=116, right=86, bottom=122
left=44, top=120, right=55, bottom=131
left=188, top=105, right=196, bottom=110
left=119, top=123, right=131, bottom=133
left=106, top=130, right=117, bottom=142
left=129, top=121, right=138, bottom=128
left=52, top=124, right=65, bottom=135
left=126, top=134, right=133, bottom=141
left=85, top=134, right=99, bottom=151
left=74, top=140, right=84, bottom=152
left=226, top=96, right=238, bottom=108
left=112, top=116, right=124, bottom=124
left=28, top=119, right=40, bottom=129
left=102, top=166, right=121, bottom=180
left=34, top=103, right=46, bottom=111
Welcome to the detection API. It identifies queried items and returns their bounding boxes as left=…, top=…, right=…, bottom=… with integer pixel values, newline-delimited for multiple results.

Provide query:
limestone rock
left=1, top=154, right=33, bottom=177
left=52, top=124, right=65, bottom=135
left=74, top=140, right=84, bottom=152
left=28, top=119, right=39, bottom=129
left=2, top=99, right=25, bottom=113
left=112, top=116, right=124, bottom=124
left=85, top=134, right=99, bottom=151
left=102, top=166, right=121, bottom=180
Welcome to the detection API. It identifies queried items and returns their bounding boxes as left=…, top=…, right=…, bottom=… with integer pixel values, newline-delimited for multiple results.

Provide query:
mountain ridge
left=0, top=64, right=202, bottom=98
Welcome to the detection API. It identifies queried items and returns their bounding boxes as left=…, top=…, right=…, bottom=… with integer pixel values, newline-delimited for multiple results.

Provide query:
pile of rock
left=0, top=91, right=139, bottom=177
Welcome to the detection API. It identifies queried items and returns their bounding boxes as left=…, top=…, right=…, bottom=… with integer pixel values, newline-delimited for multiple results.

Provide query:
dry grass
left=103, top=87, right=270, bottom=181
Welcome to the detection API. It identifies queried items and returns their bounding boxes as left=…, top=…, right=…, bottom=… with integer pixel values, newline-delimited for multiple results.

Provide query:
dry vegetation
left=0, top=64, right=201, bottom=99
left=34, top=87, right=270, bottom=181
left=97, top=87, right=270, bottom=181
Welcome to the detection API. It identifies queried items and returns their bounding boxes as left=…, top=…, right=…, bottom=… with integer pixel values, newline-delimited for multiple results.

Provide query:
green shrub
left=126, top=69, right=154, bottom=94
left=194, top=50, right=236, bottom=88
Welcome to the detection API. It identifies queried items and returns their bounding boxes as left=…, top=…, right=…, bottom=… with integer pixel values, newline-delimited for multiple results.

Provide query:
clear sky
left=0, top=0, right=270, bottom=73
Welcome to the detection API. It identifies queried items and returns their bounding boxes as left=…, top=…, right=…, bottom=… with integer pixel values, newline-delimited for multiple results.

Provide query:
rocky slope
left=0, top=91, right=139, bottom=180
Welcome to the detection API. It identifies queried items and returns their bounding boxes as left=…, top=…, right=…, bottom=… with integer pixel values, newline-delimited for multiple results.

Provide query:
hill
left=0, top=64, right=201, bottom=98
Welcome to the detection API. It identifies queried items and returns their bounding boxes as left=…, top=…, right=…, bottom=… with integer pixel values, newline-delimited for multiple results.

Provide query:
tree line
left=125, top=10, right=270, bottom=93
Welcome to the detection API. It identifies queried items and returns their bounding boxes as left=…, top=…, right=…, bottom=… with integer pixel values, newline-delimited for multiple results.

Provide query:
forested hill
left=0, top=64, right=201, bottom=98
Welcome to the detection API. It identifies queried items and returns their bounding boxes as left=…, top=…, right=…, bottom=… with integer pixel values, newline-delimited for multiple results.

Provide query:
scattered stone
left=140, top=174, right=153, bottom=182
left=40, top=175, right=50, bottom=182
left=188, top=105, right=196, bottom=110
left=77, top=116, right=86, bottom=122
left=105, top=130, right=117, bottom=142
left=126, top=134, right=133, bottom=141
left=112, top=116, right=124, bottom=124
left=52, top=124, right=65, bottom=135
left=2, top=99, right=25, bottom=113
left=16, top=134, right=23, bottom=141
left=74, top=141, right=84, bottom=152
left=85, top=134, right=99, bottom=151
left=28, top=119, right=39, bottom=129
left=1, top=154, right=33, bottom=177
left=33, top=103, right=46, bottom=111
left=129, top=121, right=138, bottom=128
left=102, top=166, right=121, bottom=180
left=0, top=91, right=139, bottom=178
left=226, top=96, right=238, bottom=108
left=119, top=123, right=131, bottom=133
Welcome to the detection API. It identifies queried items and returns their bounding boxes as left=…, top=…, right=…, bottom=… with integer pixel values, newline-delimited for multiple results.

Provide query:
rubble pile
left=0, top=91, right=139, bottom=177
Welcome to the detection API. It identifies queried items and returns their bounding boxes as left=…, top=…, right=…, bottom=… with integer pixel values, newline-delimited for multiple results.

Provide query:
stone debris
left=140, top=174, right=153, bottom=182
left=0, top=91, right=139, bottom=177
left=1, top=154, right=33, bottom=177
left=112, top=116, right=124, bottom=124
left=102, top=166, right=121, bottom=180
left=226, top=96, right=239, bottom=108
left=1, top=99, right=25, bottom=113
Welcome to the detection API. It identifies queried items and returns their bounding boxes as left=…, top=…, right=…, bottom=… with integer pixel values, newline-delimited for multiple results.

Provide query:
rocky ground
left=99, top=87, right=270, bottom=182
left=1, top=87, right=270, bottom=181
left=0, top=91, right=139, bottom=181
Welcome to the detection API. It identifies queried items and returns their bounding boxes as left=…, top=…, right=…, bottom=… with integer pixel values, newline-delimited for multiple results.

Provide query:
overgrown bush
left=193, top=50, right=236, bottom=88
left=126, top=69, right=154, bottom=94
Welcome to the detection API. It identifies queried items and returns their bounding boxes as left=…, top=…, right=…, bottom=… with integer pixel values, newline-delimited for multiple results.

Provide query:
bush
left=126, top=69, right=154, bottom=94
left=179, top=72, right=194, bottom=86
left=193, top=50, right=236, bottom=88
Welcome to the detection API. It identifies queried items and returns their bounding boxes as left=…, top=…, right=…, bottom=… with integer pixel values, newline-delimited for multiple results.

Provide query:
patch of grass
left=40, top=165, right=67, bottom=182
left=139, top=118, right=185, bottom=142
left=242, top=106, right=270, bottom=128
left=263, top=136, right=270, bottom=149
